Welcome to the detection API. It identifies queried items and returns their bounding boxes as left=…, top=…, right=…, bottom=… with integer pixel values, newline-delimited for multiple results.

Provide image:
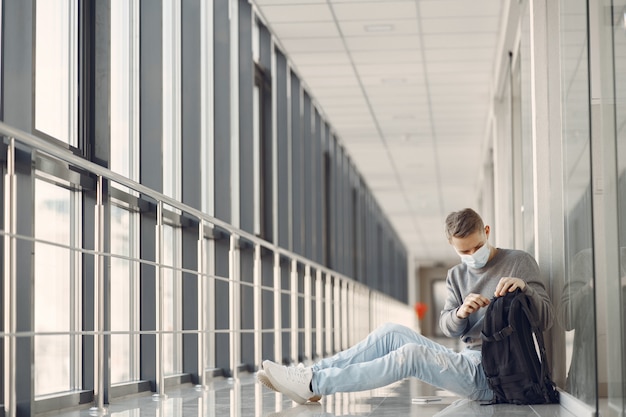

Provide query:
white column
left=273, top=253, right=282, bottom=362
left=3, top=138, right=17, bottom=417
left=290, top=259, right=299, bottom=364
left=229, top=235, right=241, bottom=377
left=253, top=244, right=263, bottom=369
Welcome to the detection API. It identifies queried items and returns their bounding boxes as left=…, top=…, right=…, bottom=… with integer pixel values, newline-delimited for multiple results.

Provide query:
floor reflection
left=57, top=372, right=573, bottom=417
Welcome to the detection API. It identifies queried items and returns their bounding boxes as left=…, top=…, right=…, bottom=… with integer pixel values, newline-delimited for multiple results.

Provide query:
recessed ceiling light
left=364, top=24, right=394, bottom=33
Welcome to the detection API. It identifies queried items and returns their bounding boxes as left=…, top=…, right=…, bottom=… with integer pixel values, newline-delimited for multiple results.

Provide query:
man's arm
left=523, top=280, right=554, bottom=331
left=497, top=254, right=554, bottom=331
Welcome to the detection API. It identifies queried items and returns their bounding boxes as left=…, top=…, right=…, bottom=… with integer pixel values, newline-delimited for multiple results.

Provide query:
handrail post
left=3, top=138, right=17, bottom=417
left=196, top=220, right=207, bottom=390
left=253, top=244, right=262, bottom=369
left=229, top=235, right=241, bottom=378
left=315, top=270, right=323, bottom=360
left=333, top=278, right=341, bottom=353
left=304, top=265, right=312, bottom=363
left=207, top=227, right=216, bottom=371
left=153, top=201, right=167, bottom=399
left=325, top=275, right=332, bottom=356
left=341, top=281, right=348, bottom=350
left=273, top=253, right=282, bottom=363
left=89, top=176, right=108, bottom=415
left=290, top=259, right=298, bottom=364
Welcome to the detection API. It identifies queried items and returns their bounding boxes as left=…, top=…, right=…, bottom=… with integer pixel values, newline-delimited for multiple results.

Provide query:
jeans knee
left=376, top=322, right=407, bottom=335
left=392, top=344, right=427, bottom=372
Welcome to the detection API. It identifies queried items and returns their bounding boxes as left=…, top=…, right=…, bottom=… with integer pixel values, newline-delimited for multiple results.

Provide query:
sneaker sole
left=257, top=370, right=278, bottom=392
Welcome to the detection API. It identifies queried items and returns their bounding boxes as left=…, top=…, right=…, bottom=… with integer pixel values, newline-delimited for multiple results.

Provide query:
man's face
left=449, top=226, right=489, bottom=256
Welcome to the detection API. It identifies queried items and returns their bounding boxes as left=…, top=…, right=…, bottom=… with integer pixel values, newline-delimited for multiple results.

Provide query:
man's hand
left=494, top=277, right=526, bottom=297
left=457, top=293, right=490, bottom=319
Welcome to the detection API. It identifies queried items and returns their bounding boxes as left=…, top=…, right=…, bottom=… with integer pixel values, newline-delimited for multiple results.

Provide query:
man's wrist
left=454, top=307, right=467, bottom=320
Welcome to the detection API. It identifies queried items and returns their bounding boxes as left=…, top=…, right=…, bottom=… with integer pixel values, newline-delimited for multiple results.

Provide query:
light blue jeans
left=310, top=323, right=494, bottom=401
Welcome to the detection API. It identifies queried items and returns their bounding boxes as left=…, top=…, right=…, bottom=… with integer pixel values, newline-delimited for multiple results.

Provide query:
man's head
left=445, top=208, right=492, bottom=268
left=445, top=208, right=486, bottom=241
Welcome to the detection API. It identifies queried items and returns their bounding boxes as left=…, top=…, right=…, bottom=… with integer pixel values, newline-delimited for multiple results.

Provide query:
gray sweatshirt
left=439, top=248, right=554, bottom=347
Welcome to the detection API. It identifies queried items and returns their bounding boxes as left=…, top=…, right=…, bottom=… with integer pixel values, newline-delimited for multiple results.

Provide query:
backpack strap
left=481, top=325, right=513, bottom=342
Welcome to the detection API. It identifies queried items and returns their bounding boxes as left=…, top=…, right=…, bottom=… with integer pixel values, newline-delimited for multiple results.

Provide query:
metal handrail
left=0, top=120, right=371, bottom=287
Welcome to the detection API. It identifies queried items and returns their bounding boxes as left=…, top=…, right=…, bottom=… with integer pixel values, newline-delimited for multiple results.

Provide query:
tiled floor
left=58, top=373, right=577, bottom=417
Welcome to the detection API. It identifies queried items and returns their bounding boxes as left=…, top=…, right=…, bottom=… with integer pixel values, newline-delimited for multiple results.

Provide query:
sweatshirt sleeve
left=439, top=270, right=469, bottom=338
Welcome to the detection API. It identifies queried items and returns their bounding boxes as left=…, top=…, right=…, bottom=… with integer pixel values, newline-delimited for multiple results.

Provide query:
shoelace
left=285, top=366, right=309, bottom=385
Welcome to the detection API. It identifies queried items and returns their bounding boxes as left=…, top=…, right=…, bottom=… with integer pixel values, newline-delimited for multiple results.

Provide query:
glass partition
left=610, top=1, right=626, bottom=413
left=557, top=0, right=596, bottom=407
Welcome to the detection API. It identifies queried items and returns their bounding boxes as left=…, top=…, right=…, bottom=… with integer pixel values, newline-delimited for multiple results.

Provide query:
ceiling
left=252, top=0, right=506, bottom=266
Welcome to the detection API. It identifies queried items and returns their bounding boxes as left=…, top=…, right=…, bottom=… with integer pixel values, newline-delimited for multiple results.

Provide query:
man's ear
left=485, top=225, right=490, bottom=238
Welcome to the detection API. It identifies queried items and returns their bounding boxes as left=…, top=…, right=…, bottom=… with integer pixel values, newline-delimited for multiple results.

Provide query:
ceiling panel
left=287, top=52, right=352, bottom=65
left=297, top=64, right=357, bottom=78
left=280, top=37, right=345, bottom=53
left=420, top=17, right=500, bottom=34
left=257, top=4, right=333, bottom=22
left=350, top=50, right=423, bottom=64
left=345, top=38, right=420, bottom=51
left=303, top=76, right=360, bottom=87
left=422, top=33, right=498, bottom=49
left=271, top=22, right=341, bottom=38
left=331, top=2, right=417, bottom=20
left=355, top=62, right=424, bottom=75
left=254, top=0, right=326, bottom=4
left=424, top=47, right=495, bottom=61
left=418, top=0, right=501, bottom=18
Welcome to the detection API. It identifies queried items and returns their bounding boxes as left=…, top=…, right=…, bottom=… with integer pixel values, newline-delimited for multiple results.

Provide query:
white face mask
left=459, top=242, right=491, bottom=269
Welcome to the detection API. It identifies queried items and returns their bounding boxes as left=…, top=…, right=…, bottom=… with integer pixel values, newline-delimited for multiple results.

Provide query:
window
left=254, top=62, right=272, bottom=241
left=163, top=224, right=183, bottom=375
left=34, top=178, right=82, bottom=396
left=110, top=203, right=140, bottom=384
left=35, top=0, right=78, bottom=146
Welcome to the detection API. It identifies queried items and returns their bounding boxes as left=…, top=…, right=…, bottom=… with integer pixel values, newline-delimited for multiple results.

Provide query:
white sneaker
left=258, top=366, right=322, bottom=402
left=258, top=366, right=323, bottom=402
left=263, top=360, right=316, bottom=405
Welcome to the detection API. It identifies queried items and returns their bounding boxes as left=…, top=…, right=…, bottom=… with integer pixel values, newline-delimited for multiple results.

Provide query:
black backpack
left=480, top=289, right=559, bottom=404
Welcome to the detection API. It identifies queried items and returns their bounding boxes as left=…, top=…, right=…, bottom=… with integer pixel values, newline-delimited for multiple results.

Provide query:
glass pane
left=163, top=225, right=182, bottom=375
left=519, top=46, right=534, bottom=253
left=110, top=205, right=133, bottom=383
left=111, top=0, right=139, bottom=182
left=34, top=179, right=74, bottom=395
left=35, top=0, right=77, bottom=145
left=557, top=0, right=596, bottom=406
left=612, top=1, right=626, bottom=412
left=162, top=0, right=181, bottom=200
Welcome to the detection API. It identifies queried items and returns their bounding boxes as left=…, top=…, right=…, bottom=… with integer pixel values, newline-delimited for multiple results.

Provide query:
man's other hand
left=456, top=293, right=490, bottom=319
left=494, top=277, right=526, bottom=297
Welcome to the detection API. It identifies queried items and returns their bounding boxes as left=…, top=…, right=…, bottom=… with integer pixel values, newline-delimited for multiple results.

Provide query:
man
left=259, top=208, right=554, bottom=404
